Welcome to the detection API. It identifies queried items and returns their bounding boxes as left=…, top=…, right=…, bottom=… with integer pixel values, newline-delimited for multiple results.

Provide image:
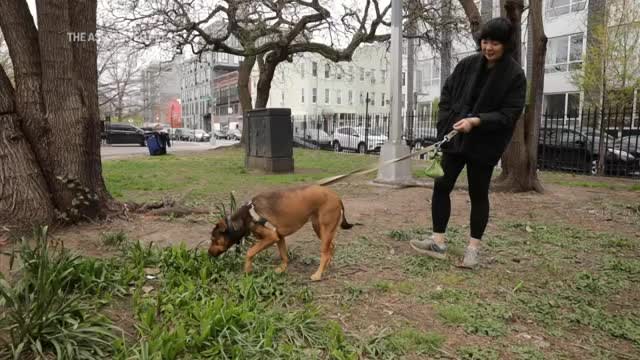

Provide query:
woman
left=410, top=17, right=526, bottom=268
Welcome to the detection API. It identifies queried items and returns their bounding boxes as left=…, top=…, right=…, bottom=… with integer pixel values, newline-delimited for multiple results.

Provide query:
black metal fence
left=539, top=106, right=640, bottom=178
left=292, top=105, right=640, bottom=179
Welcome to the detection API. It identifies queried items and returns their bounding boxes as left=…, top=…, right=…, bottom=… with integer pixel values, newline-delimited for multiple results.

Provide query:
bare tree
left=99, top=51, right=144, bottom=120
left=106, top=0, right=460, bottom=110
left=0, top=0, right=110, bottom=232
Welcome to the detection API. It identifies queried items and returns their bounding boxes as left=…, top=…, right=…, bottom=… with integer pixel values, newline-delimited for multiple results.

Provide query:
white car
left=332, top=126, right=388, bottom=153
left=194, top=129, right=211, bottom=142
left=304, top=129, right=332, bottom=146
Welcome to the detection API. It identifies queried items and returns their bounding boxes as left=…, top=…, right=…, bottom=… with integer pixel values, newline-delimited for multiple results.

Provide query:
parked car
left=403, top=126, right=438, bottom=150
left=538, top=127, right=640, bottom=176
left=103, top=123, right=145, bottom=146
left=302, top=129, right=332, bottom=147
left=332, top=126, right=388, bottom=153
left=615, top=135, right=640, bottom=157
left=173, top=128, right=194, bottom=141
left=194, top=129, right=211, bottom=142
left=227, top=128, right=242, bottom=140
left=213, top=129, right=228, bottom=139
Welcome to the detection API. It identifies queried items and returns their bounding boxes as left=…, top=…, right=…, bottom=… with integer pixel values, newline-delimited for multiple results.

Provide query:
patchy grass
left=540, top=171, right=640, bottom=191
left=103, top=148, right=376, bottom=204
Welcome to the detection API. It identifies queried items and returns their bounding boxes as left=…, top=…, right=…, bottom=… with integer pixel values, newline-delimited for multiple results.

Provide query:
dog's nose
left=208, top=247, right=221, bottom=257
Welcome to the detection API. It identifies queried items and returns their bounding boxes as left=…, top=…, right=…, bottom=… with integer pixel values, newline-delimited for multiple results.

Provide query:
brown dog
left=208, top=184, right=353, bottom=281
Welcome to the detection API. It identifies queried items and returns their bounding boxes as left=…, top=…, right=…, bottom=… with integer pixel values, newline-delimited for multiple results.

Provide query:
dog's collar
left=247, top=202, right=277, bottom=232
left=225, top=214, right=245, bottom=244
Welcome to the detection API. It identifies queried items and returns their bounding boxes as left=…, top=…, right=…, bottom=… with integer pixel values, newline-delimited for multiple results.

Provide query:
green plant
left=363, top=328, right=445, bottom=359
left=387, top=229, right=411, bottom=242
left=0, top=227, right=119, bottom=359
left=102, top=230, right=128, bottom=247
left=458, top=346, right=500, bottom=360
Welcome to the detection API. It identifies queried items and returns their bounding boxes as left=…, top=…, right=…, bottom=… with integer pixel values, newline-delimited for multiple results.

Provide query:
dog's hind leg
left=275, top=236, right=289, bottom=273
left=310, top=214, right=340, bottom=282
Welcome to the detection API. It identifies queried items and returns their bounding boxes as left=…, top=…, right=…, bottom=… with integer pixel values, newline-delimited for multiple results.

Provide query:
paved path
left=101, top=140, right=238, bottom=160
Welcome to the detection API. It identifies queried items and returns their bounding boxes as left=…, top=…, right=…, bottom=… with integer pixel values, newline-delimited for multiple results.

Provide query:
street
left=101, top=139, right=238, bottom=160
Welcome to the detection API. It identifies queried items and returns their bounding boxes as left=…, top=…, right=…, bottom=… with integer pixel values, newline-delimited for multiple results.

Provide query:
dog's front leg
left=244, top=232, right=277, bottom=274
left=275, top=236, right=289, bottom=273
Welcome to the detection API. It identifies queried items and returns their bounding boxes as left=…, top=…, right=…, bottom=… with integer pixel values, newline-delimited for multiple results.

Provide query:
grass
left=103, top=148, right=377, bottom=204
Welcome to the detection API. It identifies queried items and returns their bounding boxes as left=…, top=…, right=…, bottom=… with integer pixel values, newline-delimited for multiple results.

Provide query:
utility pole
left=376, top=0, right=412, bottom=184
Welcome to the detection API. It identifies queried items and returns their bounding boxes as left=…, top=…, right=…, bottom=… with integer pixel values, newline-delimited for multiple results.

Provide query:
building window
left=371, top=69, right=376, bottom=84
left=312, top=62, right=318, bottom=77
left=360, top=67, right=364, bottom=81
left=546, top=34, right=583, bottom=73
left=370, top=92, right=375, bottom=106
left=325, top=88, right=330, bottom=104
left=325, top=63, right=330, bottom=79
left=545, top=0, right=586, bottom=17
left=422, top=58, right=441, bottom=88
left=360, top=91, right=364, bottom=105
left=281, top=91, right=285, bottom=106
left=416, top=70, right=423, bottom=92
left=402, top=72, right=406, bottom=86
left=337, top=90, right=342, bottom=105
left=301, top=88, right=305, bottom=103
left=381, top=93, right=385, bottom=106
left=348, top=90, right=353, bottom=105
left=312, top=88, right=317, bottom=103
left=336, top=68, right=342, bottom=80
left=220, top=52, right=229, bottom=63
left=543, top=92, right=581, bottom=119
left=402, top=93, right=406, bottom=108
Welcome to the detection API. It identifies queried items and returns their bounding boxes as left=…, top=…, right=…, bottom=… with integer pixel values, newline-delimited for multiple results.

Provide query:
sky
left=27, top=0, right=36, bottom=21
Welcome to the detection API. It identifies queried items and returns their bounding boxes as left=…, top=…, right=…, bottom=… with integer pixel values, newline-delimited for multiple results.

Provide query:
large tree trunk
left=254, top=55, right=279, bottom=109
left=238, top=55, right=255, bottom=148
left=0, top=62, right=55, bottom=230
left=440, top=0, right=453, bottom=97
left=0, top=0, right=110, bottom=232
left=457, top=0, right=483, bottom=41
left=494, top=0, right=544, bottom=192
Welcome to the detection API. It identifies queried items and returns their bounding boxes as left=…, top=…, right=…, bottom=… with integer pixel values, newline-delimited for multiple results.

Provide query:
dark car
left=404, top=126, right=438, bottom=150
left=104, top=123, right=146, bottom=146
left=538, top=127, right=640, bottom=176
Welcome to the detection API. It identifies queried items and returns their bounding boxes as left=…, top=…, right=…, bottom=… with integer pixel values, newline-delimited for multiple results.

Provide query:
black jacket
left=437, top=53, right=527, bottom=166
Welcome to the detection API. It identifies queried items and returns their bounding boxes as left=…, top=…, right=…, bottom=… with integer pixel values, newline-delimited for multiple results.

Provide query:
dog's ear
left=213, top=219, right=227, bottom=234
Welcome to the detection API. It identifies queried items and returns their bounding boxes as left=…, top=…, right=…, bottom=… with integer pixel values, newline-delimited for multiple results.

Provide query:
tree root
left=124, top=199, right=212, bottom=218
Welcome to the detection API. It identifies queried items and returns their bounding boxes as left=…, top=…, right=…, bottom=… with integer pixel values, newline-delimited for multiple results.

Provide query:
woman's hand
left=453, top=117, right=481, bottom=133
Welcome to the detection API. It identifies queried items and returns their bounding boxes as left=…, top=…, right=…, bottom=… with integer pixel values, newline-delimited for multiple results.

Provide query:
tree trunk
left=238, top=55, right=255, bottom=148
left=254, top=54, right=280, bottom=109
left=493, top=0, right=544, bottom=192
left=481, top=0, right=493, bottom=22
left=457, top=0, right=483, bottom=41
left=0, top=0, right=110, bottom=232
left=440, top=0, right=453, bottom=87
left=0, top=62, right=55, bottom=230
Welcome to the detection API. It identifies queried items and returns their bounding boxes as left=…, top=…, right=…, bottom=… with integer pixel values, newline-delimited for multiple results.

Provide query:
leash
left=316, top=130, right=458, bottom=186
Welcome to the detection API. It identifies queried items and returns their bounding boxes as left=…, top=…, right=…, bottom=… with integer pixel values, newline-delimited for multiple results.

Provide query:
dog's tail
left=340, top=201, right=354, bottom=229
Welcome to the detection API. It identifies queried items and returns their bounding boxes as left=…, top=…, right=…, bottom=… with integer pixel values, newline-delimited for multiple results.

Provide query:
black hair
left=475, top=17, right=515, bottom=54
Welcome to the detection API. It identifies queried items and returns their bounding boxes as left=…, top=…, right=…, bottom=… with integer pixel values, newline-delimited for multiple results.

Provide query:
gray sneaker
left=460, top=246, right=480, bottom=268
left=409, top=237, right=447, bottom=259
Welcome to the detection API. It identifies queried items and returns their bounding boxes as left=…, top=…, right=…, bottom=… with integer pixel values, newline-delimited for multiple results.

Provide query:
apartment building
left=179, top=51, right=240, bottom=131
left=141, top=59, right=181, bottom=125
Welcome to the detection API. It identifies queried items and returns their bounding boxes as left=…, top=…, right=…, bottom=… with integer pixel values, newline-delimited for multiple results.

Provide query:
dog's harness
left=247, top=201, right=278, bottom=232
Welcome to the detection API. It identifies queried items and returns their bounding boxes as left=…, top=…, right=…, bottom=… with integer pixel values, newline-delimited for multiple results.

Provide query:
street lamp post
left=376, top=0, right=411, bottom=183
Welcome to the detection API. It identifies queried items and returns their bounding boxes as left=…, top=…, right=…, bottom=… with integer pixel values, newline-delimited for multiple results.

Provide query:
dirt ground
left=8, top=175, right=639, bottom=359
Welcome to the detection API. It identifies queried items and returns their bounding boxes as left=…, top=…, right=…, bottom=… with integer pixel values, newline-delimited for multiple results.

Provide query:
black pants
left=432, top=153, right=495, bottom=240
